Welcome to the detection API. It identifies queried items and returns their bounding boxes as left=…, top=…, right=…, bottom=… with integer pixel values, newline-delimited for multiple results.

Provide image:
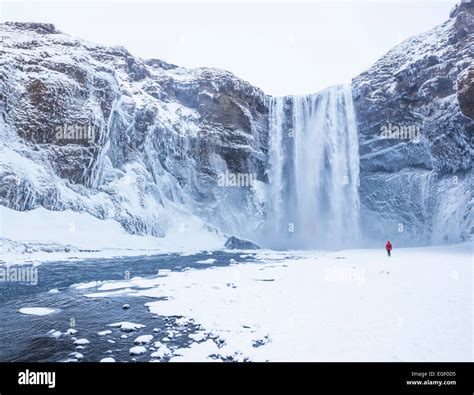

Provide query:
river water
left=0, top=250, right=257, bottom=362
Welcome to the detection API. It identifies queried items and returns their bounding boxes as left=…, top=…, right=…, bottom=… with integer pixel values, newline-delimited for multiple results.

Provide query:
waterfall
left=265, top=84, right=361, bottom=249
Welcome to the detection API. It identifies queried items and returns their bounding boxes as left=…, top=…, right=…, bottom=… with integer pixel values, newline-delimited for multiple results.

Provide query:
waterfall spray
left=265, top=84, right=361, bottom=249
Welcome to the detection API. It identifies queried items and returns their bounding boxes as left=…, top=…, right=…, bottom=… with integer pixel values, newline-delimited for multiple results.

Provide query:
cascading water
left=265, top=84, right=361, bottom=249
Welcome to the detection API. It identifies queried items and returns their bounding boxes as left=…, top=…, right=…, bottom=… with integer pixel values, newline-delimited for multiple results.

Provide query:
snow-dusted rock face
left=352, top=1, right=473, bottom=245
left=458, top=63, right=474, bottom=120
left=0, top=22, right=268, bottom=242
left=0, top=3, right=472, bottom=249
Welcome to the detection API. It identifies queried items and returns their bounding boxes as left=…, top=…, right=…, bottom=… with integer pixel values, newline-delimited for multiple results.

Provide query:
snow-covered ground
left=0, top=205, right=225, bottom=264
left=2, top=203, right=471, bottom=361
left=78, top=242, right=473, bottom=362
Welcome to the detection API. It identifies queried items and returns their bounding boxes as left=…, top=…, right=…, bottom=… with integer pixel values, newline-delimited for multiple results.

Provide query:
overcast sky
left=1, top=0, right=458, bottom=95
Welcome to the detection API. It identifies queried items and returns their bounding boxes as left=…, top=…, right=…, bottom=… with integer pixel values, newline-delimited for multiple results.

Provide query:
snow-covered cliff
left=0, top=22, right=268, bottom=250
left=352, top=1, right=473, bottom=245
left=0, top=2, right=472, bottom=251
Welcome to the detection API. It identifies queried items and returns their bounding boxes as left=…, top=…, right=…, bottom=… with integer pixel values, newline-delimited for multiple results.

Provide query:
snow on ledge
left=0, top=205, right=225, bottom=264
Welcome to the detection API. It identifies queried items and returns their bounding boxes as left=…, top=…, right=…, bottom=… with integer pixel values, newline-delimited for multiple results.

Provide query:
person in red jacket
left=386, top=241, right=392, bottom=257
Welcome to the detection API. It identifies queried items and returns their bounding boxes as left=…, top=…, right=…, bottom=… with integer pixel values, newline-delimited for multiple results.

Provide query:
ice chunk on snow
left=100, top=357, right=115, bottom=362
left=150, top=345, right=171, bottom=359
left=97, top=330, right=112, bottom=336
left=71, top=281, right=103, bottom=290
left=166, top=330, right=179, bottom=338
left=47, top=330, right=62, bottom=338
left=129, top=346, right=147, bottom=356
left=60, top=358, right=79, bottom=363
left=66, top=328, right=78, bottom=335
left=175, top=317, right=191, bottom=327
left=196, top=258, right=216, bottom=264
left=134, top=335, right=153, bottom=344
left=74, top=338, right=90, bottom=346
left=189, top=331, right=207, bottom=342
left=19, top=307, right=58, bottom=316
left=169, top=340, right=220, bottom=362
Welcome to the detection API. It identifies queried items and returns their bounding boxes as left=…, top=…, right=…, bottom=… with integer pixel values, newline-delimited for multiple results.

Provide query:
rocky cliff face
left=352, top=1, right=473, bottom=245
left=0, top=2, right=472, bottom=248
left=0, top=22, right=268, bottom=242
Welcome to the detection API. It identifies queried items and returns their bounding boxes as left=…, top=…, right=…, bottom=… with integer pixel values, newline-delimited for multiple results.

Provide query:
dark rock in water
left=225, top=236, right=259, bottom=250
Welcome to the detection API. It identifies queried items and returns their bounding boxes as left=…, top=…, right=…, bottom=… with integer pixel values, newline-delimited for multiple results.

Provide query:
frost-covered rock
left=352, top=2, right=473, bottom=245
left=109, top=321, right=145, bottom=332
left=457, top=63, right=474, bottom=120
left=100, top=357, right=115, bottom=362
left=150, top=345, right=171, bottom=359
left=224, top=235, right=260, bottom=250
left=73, top=338, right=90, bottom=346
left=0, top=4, right=472, bottom=250
left=69, top=352, right=84, bottom=360
left=129, top=346, right=147, bottom=356
left=134, top=334, right=153, bottom=344
left=0, top=21, right=267, bottom=247
left=47, top=330, right=62, bottom=338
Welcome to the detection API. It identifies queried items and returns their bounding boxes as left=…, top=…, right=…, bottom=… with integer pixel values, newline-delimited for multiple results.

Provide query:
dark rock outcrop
left=224, top=236, right=260, bottom=250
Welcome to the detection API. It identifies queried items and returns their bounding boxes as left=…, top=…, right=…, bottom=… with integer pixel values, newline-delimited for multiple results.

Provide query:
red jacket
left=386, top=242, right=392, bottom=251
